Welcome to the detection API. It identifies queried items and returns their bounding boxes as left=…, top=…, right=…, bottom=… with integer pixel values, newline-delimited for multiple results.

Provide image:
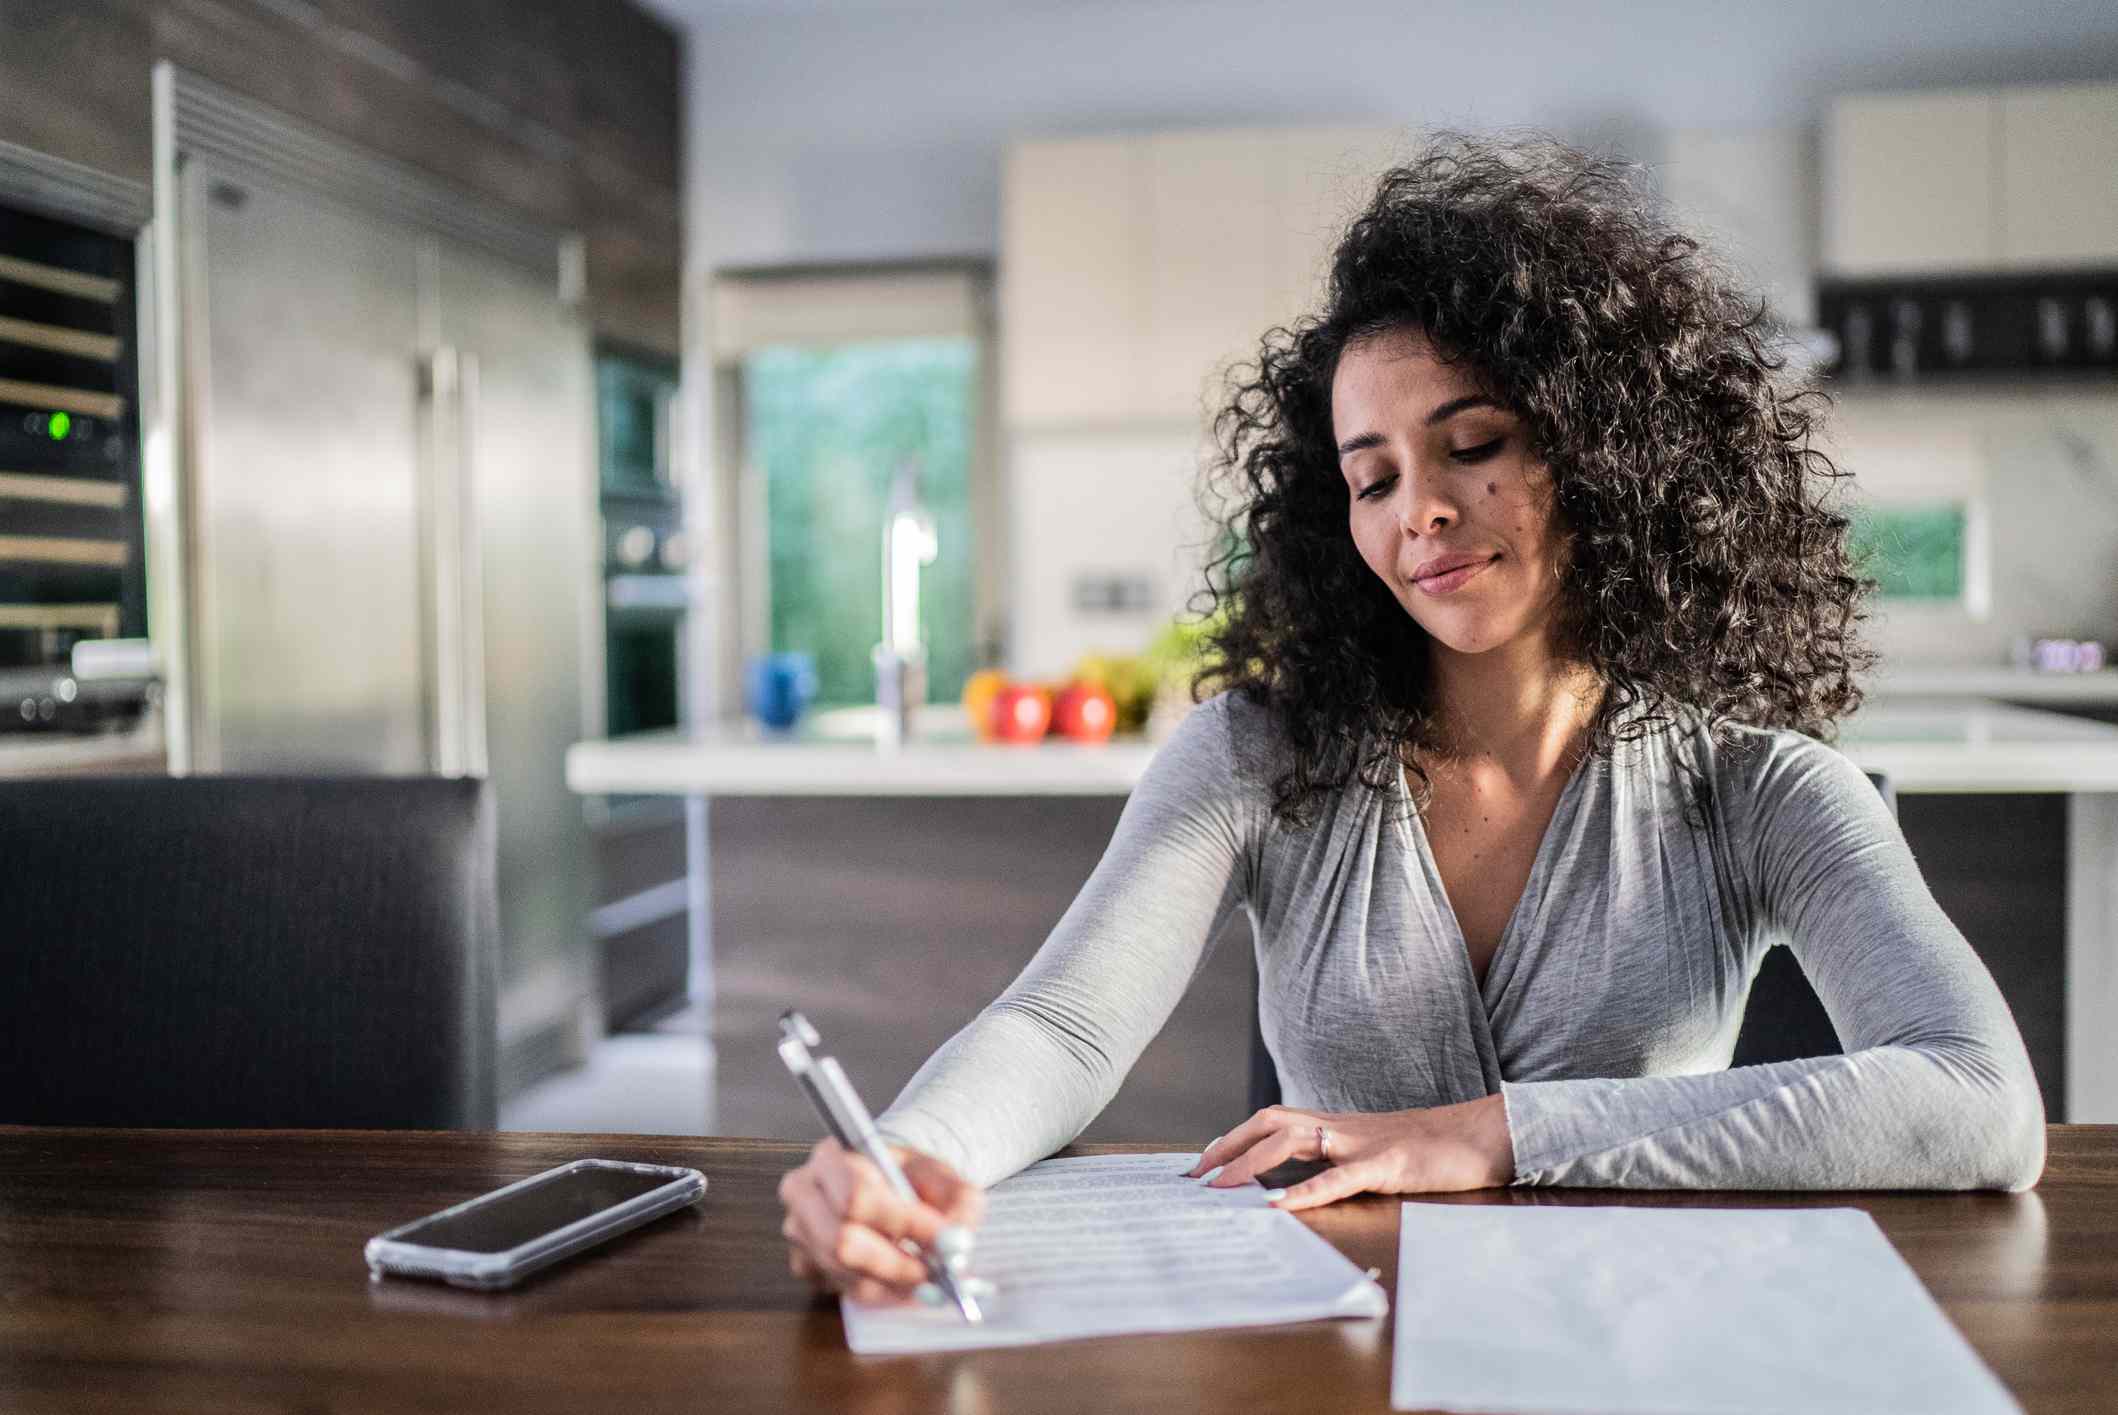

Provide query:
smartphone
left=365, top=1158, right=707, bottom=1290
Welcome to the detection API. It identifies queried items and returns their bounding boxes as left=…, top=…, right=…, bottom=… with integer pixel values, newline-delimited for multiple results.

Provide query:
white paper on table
left=840, top=1152, right=1389, bottom=1355
left=1390, top=1202, right=2020, bottom=1415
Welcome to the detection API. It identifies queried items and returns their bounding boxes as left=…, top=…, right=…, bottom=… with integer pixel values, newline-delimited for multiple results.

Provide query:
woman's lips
left=1411, top=555, right=1496, bottom=595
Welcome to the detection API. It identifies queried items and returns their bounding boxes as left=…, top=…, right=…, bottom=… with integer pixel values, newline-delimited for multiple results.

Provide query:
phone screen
left=398, top=1167, right=675, bottom=1253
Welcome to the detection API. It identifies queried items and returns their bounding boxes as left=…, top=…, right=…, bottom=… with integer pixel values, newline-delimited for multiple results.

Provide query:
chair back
left=1, top=776, right=499, bottom=1128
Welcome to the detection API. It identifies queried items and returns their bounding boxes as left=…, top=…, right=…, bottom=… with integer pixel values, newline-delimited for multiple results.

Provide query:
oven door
left=597, top=572, right=692, bottom=1030
left=605, top=575, right=686, bottom=738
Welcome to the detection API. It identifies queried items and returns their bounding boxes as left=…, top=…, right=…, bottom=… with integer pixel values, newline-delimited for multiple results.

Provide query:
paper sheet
left=840, top=1152, right=1389, bottom=1354
left=1390, top=1202, right=2020, bottom=1415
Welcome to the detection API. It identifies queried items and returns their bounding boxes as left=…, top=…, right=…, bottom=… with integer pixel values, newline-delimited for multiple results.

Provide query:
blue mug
left=745, top=652, right=819, bottom=730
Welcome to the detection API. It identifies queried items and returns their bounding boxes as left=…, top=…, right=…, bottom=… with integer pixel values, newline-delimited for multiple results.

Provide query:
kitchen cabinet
left=1279, top=128, right=1407, bottom=307
left=1826, top=81, right=2118, bottom=277
left=593, top=801, right=692, bottom=1032
left=1824, top=88, right=1998, bottom=276
left=1002, top=124, right=1401, bottom=428
left=2000, top=83, right=2118, bottom=269
left=1142, top=131, right=1285, bottom=419
left=1658, top=127, right=1818, bottom=326
left=1000, top=136, right=1150, bottom=424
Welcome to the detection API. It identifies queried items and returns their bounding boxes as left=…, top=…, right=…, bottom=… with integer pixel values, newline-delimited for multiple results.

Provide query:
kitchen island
left=569, top=697, right=2118, bottom=795
left=566, top=697, right=2118, bottom=1127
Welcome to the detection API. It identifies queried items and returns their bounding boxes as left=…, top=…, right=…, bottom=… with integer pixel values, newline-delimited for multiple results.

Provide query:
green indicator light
left=47, top=411, right=71, bottom=441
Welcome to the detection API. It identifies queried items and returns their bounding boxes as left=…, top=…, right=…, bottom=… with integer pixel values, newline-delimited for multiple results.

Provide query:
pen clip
left=777, top=1017, right=856, bottom=1151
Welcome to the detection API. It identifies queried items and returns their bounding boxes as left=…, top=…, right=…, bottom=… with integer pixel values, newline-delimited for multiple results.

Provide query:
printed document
left=840, top=1152, right=1388, bottom=1354
left=1389, top=1202, right=2020, bottom=1415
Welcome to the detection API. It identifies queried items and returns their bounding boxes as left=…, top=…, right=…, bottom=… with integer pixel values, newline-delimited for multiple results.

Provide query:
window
left=713, top=265, right=995, bottom=716
left=1847, top=500, right=1968, bottom=601
left=741, top=338, right=978, bottom=707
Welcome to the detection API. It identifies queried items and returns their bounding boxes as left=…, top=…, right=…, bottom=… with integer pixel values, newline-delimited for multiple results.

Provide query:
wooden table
left=5, top=1126, right=2115, bottom=1413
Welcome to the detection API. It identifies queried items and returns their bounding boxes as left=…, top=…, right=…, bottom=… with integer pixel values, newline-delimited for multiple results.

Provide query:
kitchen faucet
left=872, top=459, right=937, bottom=749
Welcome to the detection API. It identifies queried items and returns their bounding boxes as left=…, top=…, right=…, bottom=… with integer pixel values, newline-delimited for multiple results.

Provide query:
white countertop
left=1837, top=699, right=2118, bottom=791
left=568, top=704, right=1160, bottom=797
left=566, top=697, right=2118, bottom=797
left=1866, top=667, right=2118, bottom=703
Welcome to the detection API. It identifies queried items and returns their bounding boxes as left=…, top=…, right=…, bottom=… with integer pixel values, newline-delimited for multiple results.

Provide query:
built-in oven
left=0, top=197, right=153, bottom=736
left=592, top=344, right=693, bottom=1032
left=597, top=343, right=686, bottom=736
left=603, top=501, right=691, bottom=737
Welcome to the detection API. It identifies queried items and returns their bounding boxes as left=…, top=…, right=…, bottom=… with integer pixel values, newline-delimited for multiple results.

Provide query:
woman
left=777, top=131, right=2046, bottom=1306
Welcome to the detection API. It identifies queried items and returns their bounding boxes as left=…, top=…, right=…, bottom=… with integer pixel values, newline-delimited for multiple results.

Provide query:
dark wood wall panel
left=706, top=797, right=1257, bottom=1147
left=0, top=1, right=157, bottom=180
left=1899, top=793, right=2068, bottom=1120
left=0, top=0, right=681, bottom=352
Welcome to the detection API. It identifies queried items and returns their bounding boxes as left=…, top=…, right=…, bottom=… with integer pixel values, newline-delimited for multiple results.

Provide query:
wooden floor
left=703, top=794, right=1255, bottom=1146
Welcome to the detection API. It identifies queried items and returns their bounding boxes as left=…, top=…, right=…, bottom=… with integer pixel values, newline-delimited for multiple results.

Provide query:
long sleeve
left=1499, top=732, right=2047, bottom=1191
left=874, top=693, right=1257, bottom=1189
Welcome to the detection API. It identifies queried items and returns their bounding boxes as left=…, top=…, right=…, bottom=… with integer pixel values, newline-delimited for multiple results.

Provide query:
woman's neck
left=1424, top=636, right=1604, bottom=789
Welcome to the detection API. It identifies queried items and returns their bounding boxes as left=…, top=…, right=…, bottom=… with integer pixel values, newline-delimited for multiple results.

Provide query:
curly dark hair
left=1188, top=128, right=1879, bottom=832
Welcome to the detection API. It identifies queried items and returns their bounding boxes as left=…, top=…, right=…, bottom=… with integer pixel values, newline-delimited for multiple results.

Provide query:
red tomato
left=989, top=684, right=1052, bottom=743
left=1052, top=681, right=1117, bottom=743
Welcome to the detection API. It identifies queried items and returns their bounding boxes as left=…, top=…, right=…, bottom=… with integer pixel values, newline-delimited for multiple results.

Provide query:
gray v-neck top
left=875, top=689, right=2046, bottom=1192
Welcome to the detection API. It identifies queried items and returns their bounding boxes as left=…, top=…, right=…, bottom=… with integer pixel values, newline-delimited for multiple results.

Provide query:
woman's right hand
left=777, top=1137, right=985, bottom=1305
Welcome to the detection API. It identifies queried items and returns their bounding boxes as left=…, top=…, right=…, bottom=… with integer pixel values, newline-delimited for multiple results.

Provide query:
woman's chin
left=1412, top=617, right=1508, bottom=657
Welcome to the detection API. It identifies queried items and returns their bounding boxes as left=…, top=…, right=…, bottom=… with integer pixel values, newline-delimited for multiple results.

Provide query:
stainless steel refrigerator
left=150, top=67, right=600, bottom=1088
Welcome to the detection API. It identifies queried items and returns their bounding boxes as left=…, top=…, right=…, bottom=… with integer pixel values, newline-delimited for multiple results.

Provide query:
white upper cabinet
left=1278, top=127, right=1413, bottom=325
left=1000, top=136, right=1151, bottom=425
left=1141, top=130, right=1287, bottom=421
left=1826, top=81, right=2118, bottom=276
left=1999, top=82, right=2118, bottom=269
left=1659, top=127, right=1818, bottom=326
left=1003, top=124, right=1402, bottom=428
left=1824, top=88, right=1998, bottom=276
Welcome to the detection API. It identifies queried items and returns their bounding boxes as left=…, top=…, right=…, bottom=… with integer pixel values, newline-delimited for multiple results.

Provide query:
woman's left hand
left=1181, top=1095, right=1516, bottom=1211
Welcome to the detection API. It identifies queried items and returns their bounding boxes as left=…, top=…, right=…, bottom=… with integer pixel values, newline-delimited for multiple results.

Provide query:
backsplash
left=1005, top=386, right=2118, bottom=681
left=1008, top=426, right=1215, bottom=678
left=1823, top=384, right=2118, bottom=670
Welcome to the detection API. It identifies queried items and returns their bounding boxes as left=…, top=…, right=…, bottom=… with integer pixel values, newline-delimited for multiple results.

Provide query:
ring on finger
left=1317, top=1124, right=1333, bottom=1164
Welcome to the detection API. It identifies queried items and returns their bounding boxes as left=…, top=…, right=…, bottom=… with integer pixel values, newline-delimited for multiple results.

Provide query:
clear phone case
left=365, top=1158, right=707, bottom=1290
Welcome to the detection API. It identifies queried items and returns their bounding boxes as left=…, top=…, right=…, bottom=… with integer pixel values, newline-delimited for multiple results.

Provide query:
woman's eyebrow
left=1336, top=396, right=1503, bottom=457
left=1423, top=394, right=1501, bottom=426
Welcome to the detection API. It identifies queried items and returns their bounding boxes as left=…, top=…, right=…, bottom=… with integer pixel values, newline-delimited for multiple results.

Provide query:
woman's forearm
left=1499, top=1042, right=2045, bottom=1190
left=873, top=695, right=1256, bottom=1188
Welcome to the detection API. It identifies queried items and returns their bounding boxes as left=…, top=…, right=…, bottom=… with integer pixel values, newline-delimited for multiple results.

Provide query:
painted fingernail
left=963, top=1277, right=998, bottom=1300
left=915, top=1282, right=944, bottom=1306
left=1264, top=1188, right=1288, bottom=1201
left=1201, top=1165, right=1223, bottom=1182
left=934, top=1224, right=973, bottom=1257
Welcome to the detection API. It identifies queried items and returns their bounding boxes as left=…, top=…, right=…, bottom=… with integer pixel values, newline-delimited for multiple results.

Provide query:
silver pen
left=776, top=1010, right=983, bottom=1324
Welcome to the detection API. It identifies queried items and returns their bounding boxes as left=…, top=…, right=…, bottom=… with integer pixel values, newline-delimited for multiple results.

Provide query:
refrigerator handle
left=421, top=345, right=487, bottom=780
left=456, top=350, right=489, bottom=779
